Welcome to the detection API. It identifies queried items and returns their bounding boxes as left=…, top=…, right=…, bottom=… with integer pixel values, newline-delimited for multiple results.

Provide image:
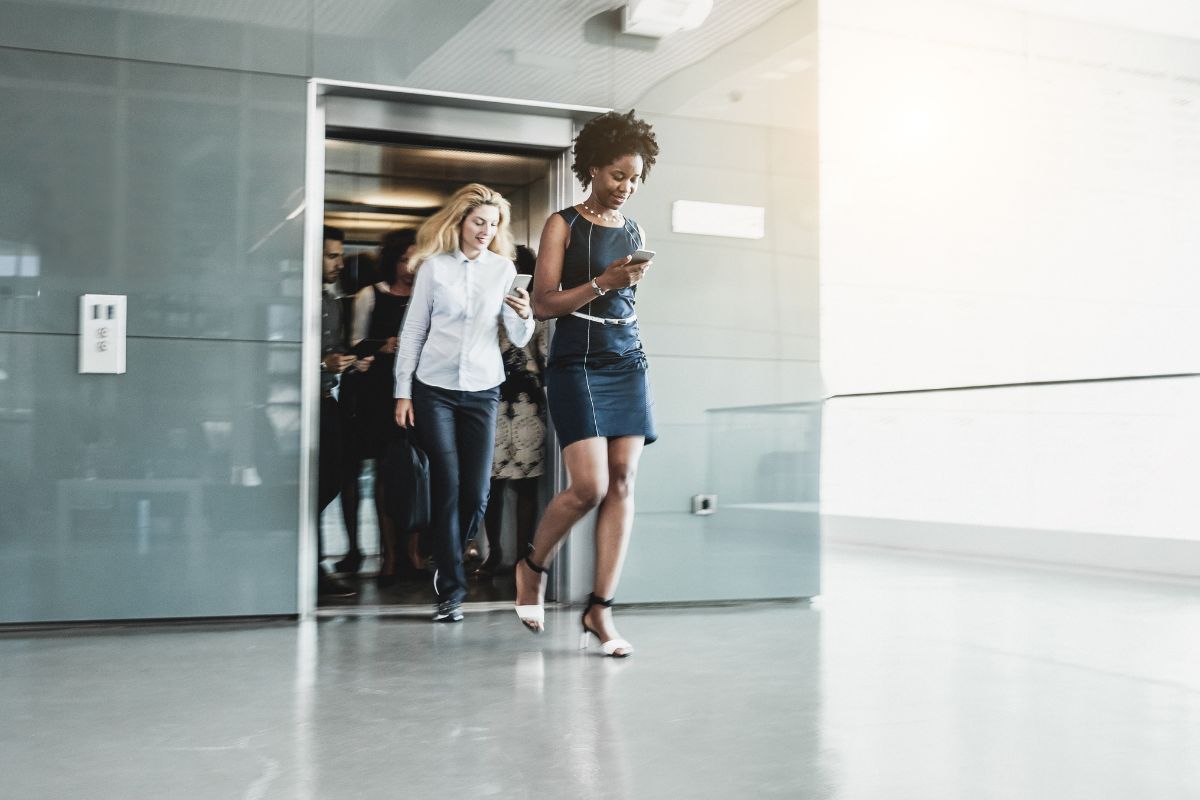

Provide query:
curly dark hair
left=571, top=110, right=659, bottom=189
left=378, top=227, right=417, bottom=282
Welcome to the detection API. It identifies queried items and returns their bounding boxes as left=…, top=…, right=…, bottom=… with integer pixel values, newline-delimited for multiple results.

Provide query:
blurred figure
left=340, top=228, right=418, bottom=582
left=318, top=225, right=372, bottom=598
left=476, top=244, right=550, bottom=577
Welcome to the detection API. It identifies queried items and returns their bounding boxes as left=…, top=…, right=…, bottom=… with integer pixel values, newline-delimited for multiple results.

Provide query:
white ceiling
left=402, top=0, right=807, bottom=110
left=45, top=0, right=817, bottom=125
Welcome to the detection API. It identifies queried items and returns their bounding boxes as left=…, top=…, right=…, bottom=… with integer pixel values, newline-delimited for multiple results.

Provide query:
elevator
left=302, top=81, right=605, bottom=616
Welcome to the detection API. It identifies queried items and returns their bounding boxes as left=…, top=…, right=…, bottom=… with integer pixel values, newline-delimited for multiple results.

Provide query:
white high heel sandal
left=579, top=594, right=633, bottom=658
left=514, top=549, right=546, bottom=634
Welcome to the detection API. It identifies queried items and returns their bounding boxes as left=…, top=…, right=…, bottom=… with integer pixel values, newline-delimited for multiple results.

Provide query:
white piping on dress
left=582, top=220, right=600, bottom=437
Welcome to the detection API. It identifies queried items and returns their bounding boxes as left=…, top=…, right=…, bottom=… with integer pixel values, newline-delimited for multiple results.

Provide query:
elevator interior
left=313, top=89, right=588, bottom=611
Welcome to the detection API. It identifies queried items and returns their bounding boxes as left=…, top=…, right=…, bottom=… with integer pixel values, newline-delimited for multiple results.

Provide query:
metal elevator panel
left=323, top=95, right=584, bottom=152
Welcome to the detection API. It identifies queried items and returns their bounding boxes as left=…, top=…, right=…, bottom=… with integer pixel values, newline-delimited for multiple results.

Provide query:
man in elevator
left=318, top=225, right=369, bottom=597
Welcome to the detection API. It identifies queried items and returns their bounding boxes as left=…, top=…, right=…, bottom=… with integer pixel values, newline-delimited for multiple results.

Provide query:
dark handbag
left=380, top=428, right=430, bottom=535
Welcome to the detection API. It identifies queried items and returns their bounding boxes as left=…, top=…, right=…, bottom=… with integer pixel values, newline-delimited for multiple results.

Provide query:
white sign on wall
left=671, top=200, right=765, bottom=239
left=79, top=294, right=127, bottom=374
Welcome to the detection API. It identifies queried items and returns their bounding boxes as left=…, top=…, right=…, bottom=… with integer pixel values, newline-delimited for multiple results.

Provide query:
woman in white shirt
left=393, top=183, right=533, bottom=623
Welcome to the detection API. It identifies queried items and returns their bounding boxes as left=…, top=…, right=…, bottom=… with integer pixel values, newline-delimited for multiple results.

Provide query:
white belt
left=570, top=311, right=638, bottom=326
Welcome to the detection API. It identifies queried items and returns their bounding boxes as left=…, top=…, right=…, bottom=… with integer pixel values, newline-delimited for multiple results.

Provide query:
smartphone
left=629, top=248, right=655, bottom=264
left=351, top=338, right=387, bottom=358
left=508, top=274, right=532, bottom=296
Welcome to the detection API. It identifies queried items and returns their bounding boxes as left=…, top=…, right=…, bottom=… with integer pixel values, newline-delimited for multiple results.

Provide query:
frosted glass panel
left=0, top=0, right=309, bottom=74
left=0, top=334, right=300, bottom=623
left=602, top=109, right=820, bottom=603
left=0, top=48, right=306, bottom=624
left=0, top=48, right=307, bottom=341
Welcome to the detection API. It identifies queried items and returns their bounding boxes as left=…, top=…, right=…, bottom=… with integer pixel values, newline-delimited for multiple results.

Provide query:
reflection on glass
left=703, top=400, right=822, bottom=600
left=707, top=401, right=820, bottom=510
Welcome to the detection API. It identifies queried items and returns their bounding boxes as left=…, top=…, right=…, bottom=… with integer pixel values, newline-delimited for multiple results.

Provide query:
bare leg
left=514, top=438, right=609, bottom=625
left=407, top=531, right=424, bottom=572
left=583, top=436, right=644, bottom=655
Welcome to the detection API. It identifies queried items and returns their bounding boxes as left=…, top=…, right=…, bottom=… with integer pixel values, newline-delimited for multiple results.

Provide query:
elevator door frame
left=299, top=79, right=606, bottom=619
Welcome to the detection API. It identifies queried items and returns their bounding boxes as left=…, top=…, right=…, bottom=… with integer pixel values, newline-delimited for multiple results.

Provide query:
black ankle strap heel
left=579, top=594, right=632, bottom=658
left=523, top=545, right=547, bottom=575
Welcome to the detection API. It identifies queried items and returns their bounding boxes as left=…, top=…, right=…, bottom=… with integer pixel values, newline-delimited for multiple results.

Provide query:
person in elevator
left=513, top=110, right=659, bottom=657
left=393, top=184, right=534, bottom=623
left=337, top=228, right=418, bottom=583
left=318, top=225, right=373, bottom=597
left=474, top=244, right=551, bottom=578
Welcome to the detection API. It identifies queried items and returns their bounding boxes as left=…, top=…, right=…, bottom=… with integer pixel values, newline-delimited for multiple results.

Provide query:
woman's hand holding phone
left=596, top=250, right=653, bottom=291
left=505, top=287, right=531, bottom=319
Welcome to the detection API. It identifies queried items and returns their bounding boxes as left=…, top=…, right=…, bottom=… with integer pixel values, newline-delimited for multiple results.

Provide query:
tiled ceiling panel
left=50, top=0, right=310, bottom=28
left=403, top=0, right=801, bottom=109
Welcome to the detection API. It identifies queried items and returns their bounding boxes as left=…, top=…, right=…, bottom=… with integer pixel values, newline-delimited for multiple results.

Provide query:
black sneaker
left=433, top=599, right=463, bottom=623
left=332, top=550, right=363, bottom=575
left=317, top=574, right=357, bottom=598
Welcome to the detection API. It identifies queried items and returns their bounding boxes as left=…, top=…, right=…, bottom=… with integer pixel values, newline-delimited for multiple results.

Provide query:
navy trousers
left=411, top=380, right=499, bottom=605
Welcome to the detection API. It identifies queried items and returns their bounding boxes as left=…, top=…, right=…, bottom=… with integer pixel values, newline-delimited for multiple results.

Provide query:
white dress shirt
left=393, top=248, right=534, bottom=398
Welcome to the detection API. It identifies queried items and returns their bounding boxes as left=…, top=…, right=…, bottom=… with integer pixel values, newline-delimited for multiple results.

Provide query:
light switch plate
left=79, top=294, right=127, bottom=374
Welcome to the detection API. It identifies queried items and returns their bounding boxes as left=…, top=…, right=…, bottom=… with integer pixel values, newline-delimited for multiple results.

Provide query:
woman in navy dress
left=514, top=110, right=659, bottom=657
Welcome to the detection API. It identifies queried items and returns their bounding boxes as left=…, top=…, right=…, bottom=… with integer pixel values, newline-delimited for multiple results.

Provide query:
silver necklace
left=581, top=201, right=620, bottom=224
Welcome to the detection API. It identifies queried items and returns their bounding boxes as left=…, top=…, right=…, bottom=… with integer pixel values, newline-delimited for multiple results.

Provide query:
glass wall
left=0, top=48, right=306, bottom=622
left=0, top=0, right=819, bottom=620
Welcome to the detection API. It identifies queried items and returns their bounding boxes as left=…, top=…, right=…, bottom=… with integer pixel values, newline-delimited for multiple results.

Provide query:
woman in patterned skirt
left=476, top=245, right=550, bottom=577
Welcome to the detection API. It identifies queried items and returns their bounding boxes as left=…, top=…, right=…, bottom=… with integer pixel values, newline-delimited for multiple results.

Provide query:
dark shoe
left=433, top=599, right=463, bottom=623
left=463, top=539, right=481, bottom=564
left=318, top=575, right=358, bottom=598
left=473, top=549, right=503, bottom=578
left=333, top=550, right=364, bottom=575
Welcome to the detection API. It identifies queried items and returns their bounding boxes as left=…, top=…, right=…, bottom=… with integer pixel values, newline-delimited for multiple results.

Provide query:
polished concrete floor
left=2, top=545, right=1198, bottom=799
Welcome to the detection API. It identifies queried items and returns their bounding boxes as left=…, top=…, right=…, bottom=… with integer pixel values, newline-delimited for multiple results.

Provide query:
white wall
left=819, top=0, right=1200, bottom=576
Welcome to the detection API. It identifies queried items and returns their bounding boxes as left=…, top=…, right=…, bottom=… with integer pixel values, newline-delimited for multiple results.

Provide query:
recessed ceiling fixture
left=621, top=0, right=714, bottom=38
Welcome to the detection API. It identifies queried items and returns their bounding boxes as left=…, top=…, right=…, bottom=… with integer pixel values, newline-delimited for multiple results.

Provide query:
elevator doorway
left=303, top=84, right=602, bottom=616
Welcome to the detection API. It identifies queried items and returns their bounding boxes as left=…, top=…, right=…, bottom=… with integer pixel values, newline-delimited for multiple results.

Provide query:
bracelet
left=590, top=278, right=606, bottom=296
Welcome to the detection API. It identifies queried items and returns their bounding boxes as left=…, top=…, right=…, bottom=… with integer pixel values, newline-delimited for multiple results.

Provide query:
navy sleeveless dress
left=544, top=207, right=657, bottom=447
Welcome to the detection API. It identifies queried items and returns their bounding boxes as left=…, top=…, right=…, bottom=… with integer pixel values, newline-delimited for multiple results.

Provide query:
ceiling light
left=357, top=191, right=444, bottom=208
left=622, top=0, right=714, bottom=38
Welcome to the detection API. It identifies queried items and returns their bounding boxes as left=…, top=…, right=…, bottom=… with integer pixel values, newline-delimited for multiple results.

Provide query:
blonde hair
left=411, top=183, right=515, bottom=268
